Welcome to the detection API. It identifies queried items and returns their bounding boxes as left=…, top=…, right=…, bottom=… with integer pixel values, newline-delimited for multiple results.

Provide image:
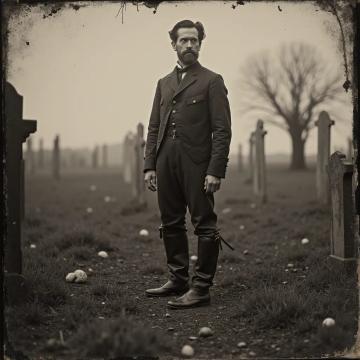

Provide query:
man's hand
left=204, top=174, right=221, bottom=194
left=144, top=170, right=157, bottom=192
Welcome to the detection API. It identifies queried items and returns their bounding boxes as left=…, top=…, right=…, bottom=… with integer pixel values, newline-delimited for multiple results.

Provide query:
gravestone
left=238, top=144, right=243, bottom=172
left=92, top=146, right=99, bottom=169
left=245, top=132, right=255, bottom=184
left=26, top=137, right=35, bottom=175
left=123, top=132, right=135, bottom=184
left=253, top=120, right=267, bottom=203
left=5, top=81, right=37, bottom=304
left=134, top=123, right=146, bottom=205
left=329, top=151, right=356, bottom=271
left=102, top=144, right=108, bottom=168
left=53, top=135, right=60, bottom=180
left=315, top=111, right=334, bottom=204
left=38, top=138, right=44, bottom=169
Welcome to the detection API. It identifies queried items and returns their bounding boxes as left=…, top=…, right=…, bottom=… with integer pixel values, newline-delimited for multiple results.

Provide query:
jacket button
left=172, top=100, right=176, bottom=104
left=172, top=110, right=176, bottom=114
left=192, top=99, right=196, bottom=103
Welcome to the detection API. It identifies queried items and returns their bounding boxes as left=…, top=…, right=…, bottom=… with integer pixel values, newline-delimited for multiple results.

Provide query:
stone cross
left=53, top=135, right=60, bottom=180
left=238, top=144, right=243, bottom=172
left=26, top=137, right=35, bottom=175
left=315, top=111, right=335, bottom=204
left=5, top=82, right=37, bottom=304
left=328, top=151, right=356, bottom=270
left=253, top=120, right=267, bottom=203
left=246, top=132, right=255, bottom=183
left=38, top=138, right=44, bottom=169
left=123, top=132, right=134, bottom=184
left=102, top=144, right=108, bottom=168
left=133, top=123, right=146, bottom=205
left=92, top=146, right=99, bottom=169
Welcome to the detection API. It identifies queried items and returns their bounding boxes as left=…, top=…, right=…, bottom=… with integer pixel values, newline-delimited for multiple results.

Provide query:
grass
left=68, top=315, right=170, bottom=358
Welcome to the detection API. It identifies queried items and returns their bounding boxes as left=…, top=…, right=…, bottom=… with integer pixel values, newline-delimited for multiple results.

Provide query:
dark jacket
left=144, top=61, right=231, bottom=178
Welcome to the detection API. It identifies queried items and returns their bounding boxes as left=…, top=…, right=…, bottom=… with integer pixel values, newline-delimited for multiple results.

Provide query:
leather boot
left=145, top=280, right=189, bottom=297
left=167, top=232, right=220, bottom=309
left=145, top=228, right=189, bottom=297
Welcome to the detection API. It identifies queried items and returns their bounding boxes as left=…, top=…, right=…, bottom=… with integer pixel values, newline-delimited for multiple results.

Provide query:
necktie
left=177, top=67, right=187, bottom=84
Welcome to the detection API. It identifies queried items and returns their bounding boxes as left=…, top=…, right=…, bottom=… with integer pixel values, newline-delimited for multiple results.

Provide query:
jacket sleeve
left=206, top=74, right=232, bottom=178
left=144, top=80, right=161, bottom=173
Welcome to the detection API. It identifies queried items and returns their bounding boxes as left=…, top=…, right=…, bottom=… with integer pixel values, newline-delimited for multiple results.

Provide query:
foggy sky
left=7, top=1, right=353, bottom=156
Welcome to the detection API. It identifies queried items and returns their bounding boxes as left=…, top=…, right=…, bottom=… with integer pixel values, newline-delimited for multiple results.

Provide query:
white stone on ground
left=30, top=244, right=36, bottom=249
left=322, top=317, right=336, bottom=327
left=86, top=207, right=93, bottom=214
left=73, top=269, right=87, bottom=283
left=243, top=250, right=249, bottom=255
left=90, top=185, right=97, bottom=191
left=250, top=203, right=256, bottom=208
left=190, top=255, right=198, bottom=262
left=239, top=225, right=245, bottom=230
left=98, top=251, right=109, bottom=258
left=222, top=207, right=232, bottom=214
left=237, top=341, right=247, bottom=348
left=181, top=345, right=194, bottom=357
left=301, top=238, right=310, bottom=245
left=287, top=263, right=294, bottom=268
left=104, top=196, right=111, bottom=203
left=65, top=272, right=76, bottom=282
left=139, top=229, right=149, bottom=236
left=198, top=327, right=213, bottom=337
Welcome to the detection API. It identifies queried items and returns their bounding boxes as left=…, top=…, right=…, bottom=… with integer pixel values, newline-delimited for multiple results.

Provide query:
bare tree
left=240, top=42, right=344, bottom=170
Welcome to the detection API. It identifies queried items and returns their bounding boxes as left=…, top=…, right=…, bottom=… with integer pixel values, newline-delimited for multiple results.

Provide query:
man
left=143, top=20, right=232, bottom=309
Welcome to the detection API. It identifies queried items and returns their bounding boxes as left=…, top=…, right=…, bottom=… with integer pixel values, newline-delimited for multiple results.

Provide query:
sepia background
left=7, top=1, right=353, bottom=165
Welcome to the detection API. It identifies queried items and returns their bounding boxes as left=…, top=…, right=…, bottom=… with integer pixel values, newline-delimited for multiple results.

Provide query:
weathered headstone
left=315, top=111, right=335, bottom=204
left=245, top=132, right=255, bottom=184
left=238, top=144, right=243, bottom=172
left=52, top=135, right=60, bottom=180
left=25, top=137, right=35, bottom=175
left=92, top=146, right=99, bottom=169
left=102, top=144, right=108, bottom=168
left=253, top=120, right=267, bottom=203
left=5, top=81, right=37, bottom=304
left=123, top=132, right=135, bottom=184
left=134, top=123, right=146, bottom=205
left=38, top=138, right=44, bottom=169
left=329, top=151, right=356, bottom=270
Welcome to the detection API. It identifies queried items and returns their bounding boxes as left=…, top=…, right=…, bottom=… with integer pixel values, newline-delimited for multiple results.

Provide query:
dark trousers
left=156, top=136, right=217, bottom=236
left=156, top=136, right=220, bottom=290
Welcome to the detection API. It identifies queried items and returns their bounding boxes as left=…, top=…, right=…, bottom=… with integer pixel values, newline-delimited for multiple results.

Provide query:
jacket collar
left=169, top=61, right=202, bottom=98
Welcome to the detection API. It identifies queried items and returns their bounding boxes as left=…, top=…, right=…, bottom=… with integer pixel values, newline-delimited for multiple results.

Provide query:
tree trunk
left=290, top=130, right=306, bottom=170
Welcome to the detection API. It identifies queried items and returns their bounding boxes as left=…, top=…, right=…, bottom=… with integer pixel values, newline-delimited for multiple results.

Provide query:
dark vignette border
left=1, top=1, right=359, bottom=359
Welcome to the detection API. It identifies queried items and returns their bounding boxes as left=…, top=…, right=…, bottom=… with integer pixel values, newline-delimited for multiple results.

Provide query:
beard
left=178, top=50, right=198, bottom=66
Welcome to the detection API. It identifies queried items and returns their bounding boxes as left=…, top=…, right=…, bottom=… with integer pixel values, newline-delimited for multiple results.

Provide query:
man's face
left=172, top=27, right=201, bottom=66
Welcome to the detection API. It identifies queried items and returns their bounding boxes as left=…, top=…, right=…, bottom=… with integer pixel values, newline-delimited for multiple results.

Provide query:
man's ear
left=171, top=41, right=176, bottom=51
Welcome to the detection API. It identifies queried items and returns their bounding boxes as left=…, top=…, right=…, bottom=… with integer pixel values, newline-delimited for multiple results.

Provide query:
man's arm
left=207, top=74, right=232, bottom=179
left=144, top=79, right=162, bottom=173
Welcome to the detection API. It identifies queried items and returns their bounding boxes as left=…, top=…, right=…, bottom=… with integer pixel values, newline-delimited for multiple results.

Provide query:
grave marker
left=238, top=144, right=243, bottom=172
left=329, top=151, right=356, bottom=270
left=5, top=81, right=37, bottom=304
left=315, top=111, right=334, bottom=204
left=253, top=120, right=267, bottom=203
left=52, top=135, right=60, bottom=180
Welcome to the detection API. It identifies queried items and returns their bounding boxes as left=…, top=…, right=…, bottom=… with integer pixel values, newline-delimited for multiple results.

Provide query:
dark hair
left=169, top=20, right=206, bottom=44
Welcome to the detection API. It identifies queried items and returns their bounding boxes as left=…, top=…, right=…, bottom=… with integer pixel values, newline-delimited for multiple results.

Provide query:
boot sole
left=167, top=299, right=211, bottom=309
left=145, top=289, right=189, bottom=298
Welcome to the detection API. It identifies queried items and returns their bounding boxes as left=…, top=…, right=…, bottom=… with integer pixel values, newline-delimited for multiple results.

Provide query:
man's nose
left=186, top=41, right=192, bottom=48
